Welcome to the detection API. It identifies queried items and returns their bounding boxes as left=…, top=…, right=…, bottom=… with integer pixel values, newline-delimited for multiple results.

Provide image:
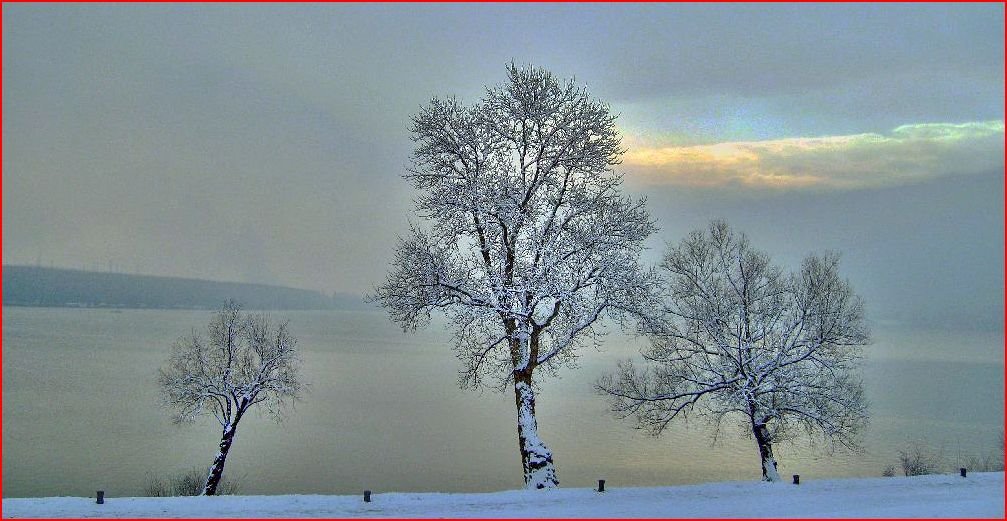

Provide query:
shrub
left=898, top=441, right=942, bottom=477
left=891, top=435, right=1004, bottom=478
left=960, top=451, right=1005, bottom=473
left=143, top=467, right=240, bottom=496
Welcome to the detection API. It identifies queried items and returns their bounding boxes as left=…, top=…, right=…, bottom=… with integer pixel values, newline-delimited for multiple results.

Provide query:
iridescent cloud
left=622, top=121, right=1004, bottom=190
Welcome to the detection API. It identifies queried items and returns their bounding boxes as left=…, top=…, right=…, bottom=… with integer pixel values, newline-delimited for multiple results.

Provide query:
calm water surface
left=2, top=307, right=1003, bottom=497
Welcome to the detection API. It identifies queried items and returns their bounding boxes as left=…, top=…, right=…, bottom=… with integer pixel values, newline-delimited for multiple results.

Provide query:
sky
left=2, top=3, right=1003, bottom=331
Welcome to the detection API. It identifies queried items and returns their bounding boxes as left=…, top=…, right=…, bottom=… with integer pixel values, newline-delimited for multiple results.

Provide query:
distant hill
left=2, top=266, right=367, bottom=310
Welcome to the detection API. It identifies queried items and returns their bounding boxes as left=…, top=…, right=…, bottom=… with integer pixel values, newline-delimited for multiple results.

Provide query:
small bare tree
left=598, top=220, right=869, bottom=482
left=158, top=301, right=302, bottom=495
left=372, top=63, right=655, bottom=489
left=898, top=440, right=942, bottom=476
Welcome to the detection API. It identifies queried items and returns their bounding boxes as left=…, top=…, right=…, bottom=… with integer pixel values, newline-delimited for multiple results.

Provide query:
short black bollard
left=792, top=475, right=800, bottom=485
left=961, top=467, right=967, bottom=478
left=363, top=490, right=371, bottom=503
left=96, top=491, right=104, bottom=504
left=597, top=479, right=606, bottom=492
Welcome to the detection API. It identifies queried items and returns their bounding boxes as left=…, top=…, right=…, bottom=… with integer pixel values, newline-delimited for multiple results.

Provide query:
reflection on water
left=2, top=307, right=1003, bottom=497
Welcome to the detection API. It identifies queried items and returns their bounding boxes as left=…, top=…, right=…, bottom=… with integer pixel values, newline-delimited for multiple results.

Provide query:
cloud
left=622, top=120, right=1005, bottom=190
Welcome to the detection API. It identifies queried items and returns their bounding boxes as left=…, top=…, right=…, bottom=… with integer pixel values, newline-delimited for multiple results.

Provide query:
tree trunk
left=513, top=371, right=559, bottom=489
left=752, top=422, right=781, bottom=482
left=203, top=417, right=241, bottom=495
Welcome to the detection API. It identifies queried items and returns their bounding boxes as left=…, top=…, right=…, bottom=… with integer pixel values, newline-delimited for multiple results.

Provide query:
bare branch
left=600, top=220, right=870, bottom=479
left=371, top=63, right=658, bottom=489
left=158, top=301, right=303, bottom=426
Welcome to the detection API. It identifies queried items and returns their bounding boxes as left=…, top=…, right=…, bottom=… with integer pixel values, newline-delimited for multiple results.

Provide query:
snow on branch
left=158, top=301, right=303, bottom=427
left=599, top=220, right=870, bottom=477
left=371, top=63, right=661, bottom=489
left=371, top=63, right=658, bottom=389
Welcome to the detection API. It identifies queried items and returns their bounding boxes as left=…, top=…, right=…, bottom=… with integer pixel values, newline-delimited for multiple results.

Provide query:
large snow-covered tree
left=372, top=63, right=655, bottom=489
left=159, top=301, right=302, bottom=495
left=598, top=220, right=869, bottom=482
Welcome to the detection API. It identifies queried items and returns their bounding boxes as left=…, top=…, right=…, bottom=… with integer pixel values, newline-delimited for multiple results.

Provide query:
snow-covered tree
left=372, top=63, right=655, bottom=489
left=158, top=301, right=302, bottom=495
left=598, top=220, right=869, bottom=482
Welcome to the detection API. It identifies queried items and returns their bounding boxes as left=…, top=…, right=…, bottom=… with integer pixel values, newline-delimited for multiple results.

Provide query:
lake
left=2, top=306, right=1003, bottom=497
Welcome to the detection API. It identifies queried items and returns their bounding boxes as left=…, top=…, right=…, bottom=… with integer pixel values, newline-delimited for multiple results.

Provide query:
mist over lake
left=3, top=306, right=1001, bottom=498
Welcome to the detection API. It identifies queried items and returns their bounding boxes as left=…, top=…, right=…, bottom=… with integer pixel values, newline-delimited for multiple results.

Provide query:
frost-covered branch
left=158, top=301, right=303, bottom=495
left=599, top=220, right=870, bottom=482
left=371, top=63, right=657, bottom=489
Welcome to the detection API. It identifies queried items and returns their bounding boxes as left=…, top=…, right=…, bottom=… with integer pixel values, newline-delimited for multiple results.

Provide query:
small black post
left=792, top=474, right=800, bottom=485
left=960, top=468, right=967, bottom=478
left=597, top=479, right=605, bottom=492
left=96, top=491, right=104, bottom=504
left=364, top=490, right=371, bottom=502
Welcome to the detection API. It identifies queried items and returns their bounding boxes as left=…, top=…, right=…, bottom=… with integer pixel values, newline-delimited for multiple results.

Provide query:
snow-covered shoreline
left=3, top=472, right=1003, bottom=518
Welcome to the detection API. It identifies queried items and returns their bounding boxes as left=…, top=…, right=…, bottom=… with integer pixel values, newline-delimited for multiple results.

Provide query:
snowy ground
left=3, top=472, right=1003, bottom=518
